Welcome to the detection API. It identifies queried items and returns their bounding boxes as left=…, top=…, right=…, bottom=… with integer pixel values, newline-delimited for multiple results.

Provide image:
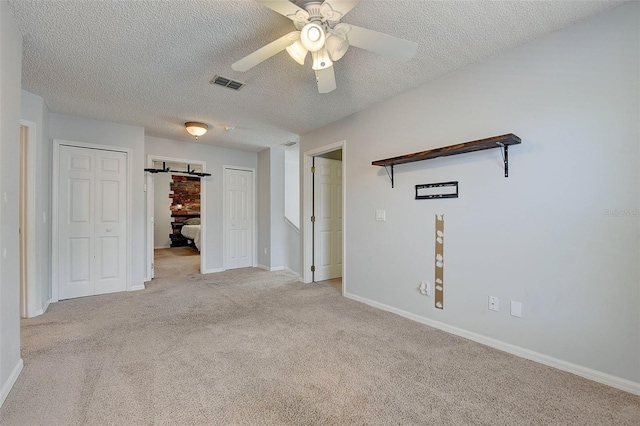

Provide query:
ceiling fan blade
left=315, top=66, right=337, bottom=94
left=232, top=31, right=299, bottom=72
left=341, top=24, right=418, bottom=62
left=321, top=0, right=360, bottom=20
left=255, top=0, right=308, bottom=21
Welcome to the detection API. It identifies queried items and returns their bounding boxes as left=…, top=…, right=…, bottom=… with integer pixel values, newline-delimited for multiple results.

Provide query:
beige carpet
left=1, top=249, right=638, bottom=425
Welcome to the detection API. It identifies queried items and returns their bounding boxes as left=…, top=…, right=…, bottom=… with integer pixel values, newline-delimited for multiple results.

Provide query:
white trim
left=302, top=141, right=347, bottom=296
left=19, top=120, right=38, bottom=318
left=34, top=299, right=51, bottom=316
left=52, top=139, right=133, bottom=302
left=145, top=171, right=154, bottom=280
left=223, top=165, right=257, bottom=270
left=154, top=245, right=171, bottom=250
left=129, top=285, right=146, bottom=292
left=344, top=292, right=640, bottom=396
left=201, top=267, right=224, bottom=274
left=257, top=264, right=285, bottom=272
left=0, top=358, right=23, bottom=408
left=145, top=155, right=207, bottom=279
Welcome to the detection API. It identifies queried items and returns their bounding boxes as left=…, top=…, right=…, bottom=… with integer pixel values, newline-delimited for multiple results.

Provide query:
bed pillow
left=184, top=217, right=201, bottom=225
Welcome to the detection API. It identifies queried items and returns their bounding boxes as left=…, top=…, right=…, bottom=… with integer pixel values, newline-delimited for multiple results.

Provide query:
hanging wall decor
left=435, top=214, right=445, bottom=309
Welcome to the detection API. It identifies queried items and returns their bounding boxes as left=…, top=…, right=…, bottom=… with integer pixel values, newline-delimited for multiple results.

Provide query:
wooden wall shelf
left=372, top=133, right=521, bottom=187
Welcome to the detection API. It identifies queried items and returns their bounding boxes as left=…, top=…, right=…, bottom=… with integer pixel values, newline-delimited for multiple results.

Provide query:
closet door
left=58, top=145, right=127, bottom=300
left=94, top=150, right=127, bottom=295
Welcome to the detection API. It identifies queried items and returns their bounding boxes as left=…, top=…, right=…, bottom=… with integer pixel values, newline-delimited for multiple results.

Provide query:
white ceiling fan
left=231, top=0, right=418, bottom=94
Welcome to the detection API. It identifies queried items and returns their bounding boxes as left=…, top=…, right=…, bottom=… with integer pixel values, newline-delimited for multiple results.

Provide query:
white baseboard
left=344, top=292, right=640, bottom=396
left=154, top=245, right=171, bottom=249
left=201, top=267, right=224, bottom=274
left=34, top=299, right=51, bottom=316
left=0, top=358, right=23, bottom=408
left=129, top=284, right=145, bottom=292
left=257, top=264, right=285, bottom=272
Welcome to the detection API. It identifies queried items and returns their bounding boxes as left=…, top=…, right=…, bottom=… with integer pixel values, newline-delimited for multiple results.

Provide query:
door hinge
left=151, top=262, right=154, bottom=270
left=311, top=216, right=315, bottom=223
left=311, top=265, right=315, bottom=272
left=143, top=183, right=147, bottom=192
left=311, top=166, right=315, bottom=173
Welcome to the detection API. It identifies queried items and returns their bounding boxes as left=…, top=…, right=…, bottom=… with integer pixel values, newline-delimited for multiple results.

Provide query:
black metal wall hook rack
left=144, top=162, right=211, bottom=177
left=372, top=133, right=521, bottom=188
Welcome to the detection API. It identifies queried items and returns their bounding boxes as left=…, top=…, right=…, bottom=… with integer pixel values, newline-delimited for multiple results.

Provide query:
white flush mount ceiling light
left=231, top=0, right=418, bottom=94
left=185, top=122, right=208, bottom=140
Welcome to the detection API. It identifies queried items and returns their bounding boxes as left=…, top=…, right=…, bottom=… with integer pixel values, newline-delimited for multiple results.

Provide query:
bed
left=181, top=223, right=201, bottom=251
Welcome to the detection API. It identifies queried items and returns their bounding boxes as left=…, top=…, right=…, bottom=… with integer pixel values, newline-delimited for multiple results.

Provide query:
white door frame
left=19, top=120, right=37, bottom=317
left=223, top=165, right=257, bottom=270
left=145, top=155, right=207, bottom=280
left=52, top=139, right=133, bottom=303
left=302, top=141, right=346, bottom=292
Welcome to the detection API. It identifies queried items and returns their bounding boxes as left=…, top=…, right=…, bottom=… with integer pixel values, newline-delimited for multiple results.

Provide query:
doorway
left=302, top=141, right=346, bottom=294
left=313, top=154, right=342, bottom=282
left=145, top=156, right=207, bottom=280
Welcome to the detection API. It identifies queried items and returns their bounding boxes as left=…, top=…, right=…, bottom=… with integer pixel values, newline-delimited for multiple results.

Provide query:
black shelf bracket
left=384, top=165, right=395, bottom=188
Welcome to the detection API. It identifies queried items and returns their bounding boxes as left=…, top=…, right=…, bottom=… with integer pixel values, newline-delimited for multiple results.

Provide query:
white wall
left=145, top=136, right=257, bottom=272
left=0, top=0, right=24, bottom=406
left=300, top=3, right=639, bottom=387
left=257, top=149, right=271, bottom=268
left=284, top=219, right=300, bottom=276
left=270, top=148, right=286, bottom=269
left=20, top=90, right=51, bottom=315
left=257, top=147, right=301, bottom=275
left=49, top=113, right=146, bottom=289
left=284, top=147, right=300, bottom=228
left=153, top=173, right=172, bottom=248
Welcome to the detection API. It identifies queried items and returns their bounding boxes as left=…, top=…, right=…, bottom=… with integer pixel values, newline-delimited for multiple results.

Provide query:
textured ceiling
left=8, top=0, right=622, bottom=152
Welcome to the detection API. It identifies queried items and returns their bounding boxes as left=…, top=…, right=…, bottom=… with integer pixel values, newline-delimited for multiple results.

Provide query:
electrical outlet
left=511, top=301, right=522, bottom=317
left=488, top=296, right=499, bottom=312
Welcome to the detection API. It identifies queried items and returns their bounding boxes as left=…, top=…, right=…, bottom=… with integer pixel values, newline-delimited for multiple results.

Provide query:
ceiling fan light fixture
left=300, top=22, right=325, bottom=52
left=311, top=48, right=333, bottom=71
left=325, top=33, right=349, bottom=61
left=185, top=122, right=209, bottom=140
left=286, top=40, right=308, bottom=65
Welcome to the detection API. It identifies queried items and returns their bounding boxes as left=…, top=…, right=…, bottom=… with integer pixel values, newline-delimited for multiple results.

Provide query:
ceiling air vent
left=211, top=75, right=245, bottom=91
left=281, top=141, right=298, bottom=147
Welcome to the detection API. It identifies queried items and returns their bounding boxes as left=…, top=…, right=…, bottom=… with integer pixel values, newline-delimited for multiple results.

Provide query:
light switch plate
left=511, top=301, right=522, bottom=317
left=375, top=209, right=386, bottom=221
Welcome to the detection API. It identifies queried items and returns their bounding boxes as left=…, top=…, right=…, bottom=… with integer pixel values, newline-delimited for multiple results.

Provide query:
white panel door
left=313, top=157, right=342, bottom=281
left=94, top=150, right=127, bottom=295
left=225, top=168, right=254, bottom=269
left=58, top=145, right=127, bottom=300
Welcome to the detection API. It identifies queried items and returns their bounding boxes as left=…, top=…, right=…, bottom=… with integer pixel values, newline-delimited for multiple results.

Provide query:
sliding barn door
left=58, top=145, right=127, bottom=300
